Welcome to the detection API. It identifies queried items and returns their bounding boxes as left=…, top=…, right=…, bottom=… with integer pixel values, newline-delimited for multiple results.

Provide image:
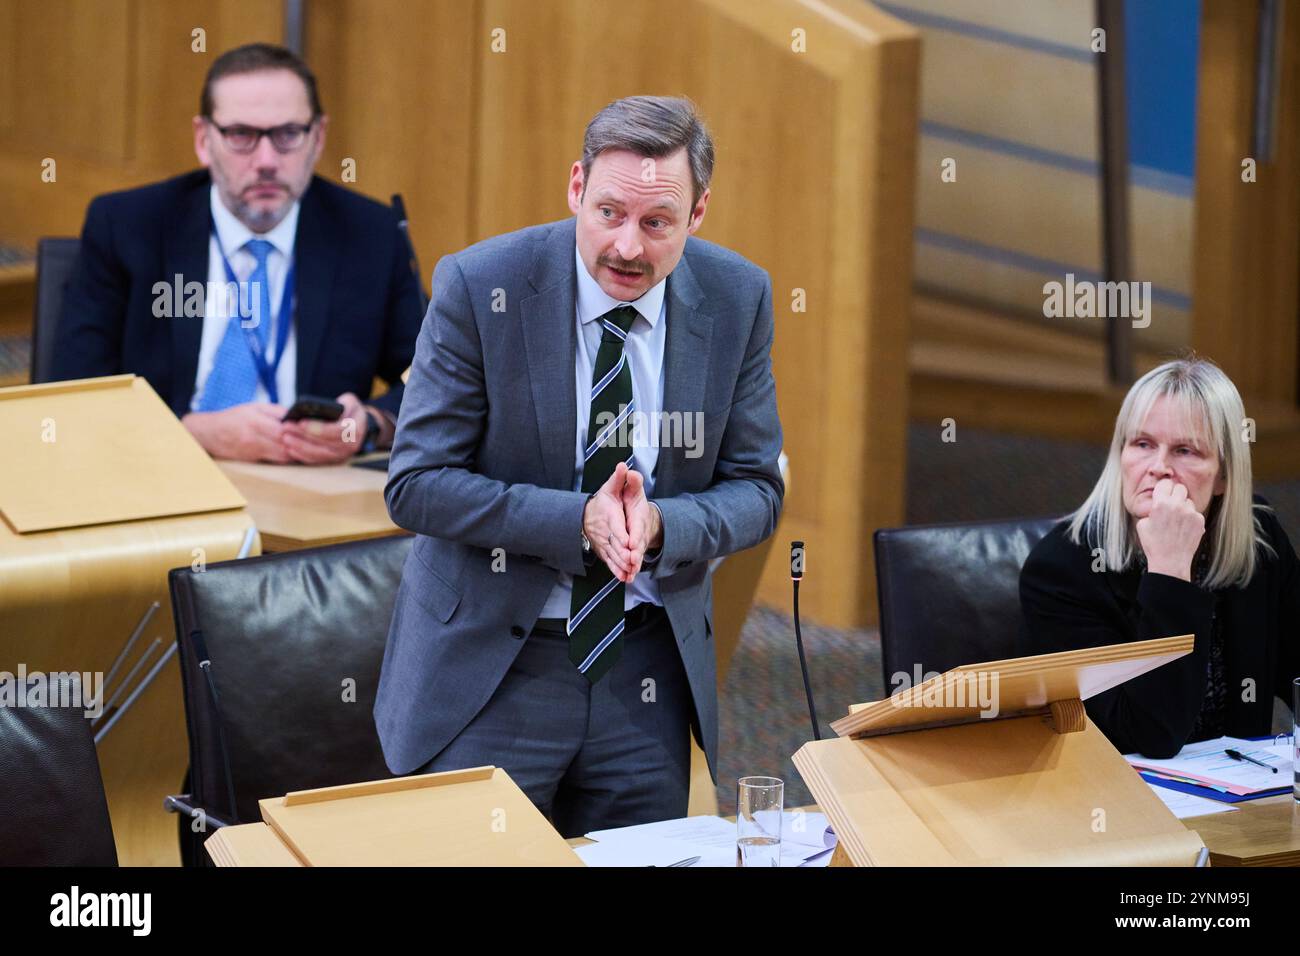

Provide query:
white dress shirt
left=538, top=244, right=669, bottom=618
left=191, top=185, right=300, bottom=411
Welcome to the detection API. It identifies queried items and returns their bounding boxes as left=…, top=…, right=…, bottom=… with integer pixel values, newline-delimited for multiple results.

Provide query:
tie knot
left=600, top=305, right=638, bottom=342
left=243, top=238, right=274, bottom=266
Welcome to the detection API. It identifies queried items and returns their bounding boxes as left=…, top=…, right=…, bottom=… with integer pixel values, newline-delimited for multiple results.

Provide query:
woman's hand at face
left=1135, top=478, right=1206, bottom=582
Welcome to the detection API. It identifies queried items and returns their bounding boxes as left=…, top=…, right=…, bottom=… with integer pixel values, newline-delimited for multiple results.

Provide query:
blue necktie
left=197, top=238, right=274, bottom=411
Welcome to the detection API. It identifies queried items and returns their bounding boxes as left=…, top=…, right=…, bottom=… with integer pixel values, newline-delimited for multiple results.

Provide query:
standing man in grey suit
left=374, top=95, right=783, bottom=837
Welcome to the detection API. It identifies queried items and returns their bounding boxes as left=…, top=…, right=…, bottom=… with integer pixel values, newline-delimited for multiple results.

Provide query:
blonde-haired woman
left=1019, top=356, right=1299, bottom=758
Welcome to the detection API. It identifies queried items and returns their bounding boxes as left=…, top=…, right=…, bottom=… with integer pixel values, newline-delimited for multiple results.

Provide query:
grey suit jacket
left=374, top=216, right=784, bottom=780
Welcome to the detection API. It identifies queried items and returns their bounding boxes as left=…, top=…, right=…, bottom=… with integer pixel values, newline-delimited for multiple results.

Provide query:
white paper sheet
left=582, top=811, right=838, bottom=867
left=1147, top=782, right=1239, bottom=819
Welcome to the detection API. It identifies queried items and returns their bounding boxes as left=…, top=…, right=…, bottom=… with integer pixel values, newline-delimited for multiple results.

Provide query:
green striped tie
left=568, top=305, right=638, bottom=683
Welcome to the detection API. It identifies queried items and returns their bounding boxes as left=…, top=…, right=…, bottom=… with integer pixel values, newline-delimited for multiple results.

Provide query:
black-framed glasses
left=206, top=119, right=316, bottom=154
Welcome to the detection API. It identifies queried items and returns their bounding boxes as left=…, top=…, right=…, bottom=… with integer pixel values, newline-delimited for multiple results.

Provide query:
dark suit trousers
left=416, top=605, right=693, bottom=838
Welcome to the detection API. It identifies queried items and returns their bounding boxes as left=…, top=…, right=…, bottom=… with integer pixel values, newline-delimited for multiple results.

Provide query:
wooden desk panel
left=215, top=459, right=403, bottom=553
left=211, top=796, right=1299, bottom=866
left=1184, top=794, right=1300, bottom=867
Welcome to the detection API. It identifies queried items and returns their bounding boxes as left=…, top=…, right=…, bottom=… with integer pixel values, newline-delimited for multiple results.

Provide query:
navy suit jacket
left=52, top=169, right=422, bottom=418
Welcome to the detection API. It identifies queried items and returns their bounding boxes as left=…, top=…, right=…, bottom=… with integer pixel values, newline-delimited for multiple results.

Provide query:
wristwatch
left=580, top=492, right=596, bottom=564
left=360, top=409, right=383, bottom=454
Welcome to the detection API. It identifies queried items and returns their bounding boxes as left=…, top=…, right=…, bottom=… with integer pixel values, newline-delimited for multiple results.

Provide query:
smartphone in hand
left=282, top=395, right=345, bottom=423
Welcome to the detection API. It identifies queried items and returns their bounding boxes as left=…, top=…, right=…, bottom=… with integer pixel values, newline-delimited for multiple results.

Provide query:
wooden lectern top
left=835, top=634, right=1194, bottom=737
left=0, top=375, right=245, bottom=533
left=252, top=766, right=583, bottom=866
left=796, top=635, right=1207, bottom=866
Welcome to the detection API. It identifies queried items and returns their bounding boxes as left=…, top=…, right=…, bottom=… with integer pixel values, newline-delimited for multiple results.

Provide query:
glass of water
left=737, top=776, right=783, bottom=867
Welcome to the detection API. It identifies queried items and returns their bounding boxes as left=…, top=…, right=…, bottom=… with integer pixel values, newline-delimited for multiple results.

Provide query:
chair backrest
left=168, top=534, right=413, bottom=835
left=32, top=236, right=80, bottom=384
left=0, top=673, right=117, bottom=865
left=873, top=515, right=1062, bottom=693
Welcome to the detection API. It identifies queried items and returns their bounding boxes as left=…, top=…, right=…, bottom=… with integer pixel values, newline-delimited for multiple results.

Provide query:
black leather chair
left=167, top=534, right=412, bottom=865
left=874, top=516, right=1062, bottom=693
left=0, top=673, right=118, bottom=865
left=31, top=237, right=80, bottom=384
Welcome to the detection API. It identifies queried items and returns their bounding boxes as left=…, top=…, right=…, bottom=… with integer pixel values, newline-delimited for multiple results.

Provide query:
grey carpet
left=0, top=335, right=31, bottom=382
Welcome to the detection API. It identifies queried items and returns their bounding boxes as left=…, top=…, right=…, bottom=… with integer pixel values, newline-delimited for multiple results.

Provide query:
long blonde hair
left=1067, top=356, right=1271, bottom=588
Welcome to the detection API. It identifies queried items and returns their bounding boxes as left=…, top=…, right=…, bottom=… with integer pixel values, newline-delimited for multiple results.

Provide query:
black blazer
left=51, top=169, right=422, bottom=418
left=1019, top=499, right=1299, bottom=758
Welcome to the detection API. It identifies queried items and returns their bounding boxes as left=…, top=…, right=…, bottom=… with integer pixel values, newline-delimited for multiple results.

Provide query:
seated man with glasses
left=52, top=43, right=422, bottom=463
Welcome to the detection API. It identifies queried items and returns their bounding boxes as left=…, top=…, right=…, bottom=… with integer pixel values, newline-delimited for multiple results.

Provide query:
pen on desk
left=1224, top=748, right=1277, bottom=772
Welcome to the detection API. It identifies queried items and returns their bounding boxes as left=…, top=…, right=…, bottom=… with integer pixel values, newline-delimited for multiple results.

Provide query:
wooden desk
left=1184, top=794, right=1300, bottom=866
left=207, top=822, right=305, bottom=867
left=210, top=817, right=721, bottom=864
left=563, top=805, right=819, bottom=850
left=772, top=795, right=1299, bottom=868
left=1, top=375, right=257, bottom=865
left=215, top=458, right=403, bottom=553
left=211, top=798, right=1299, bottom=866
left=578, top=797, right=1300, bottom=866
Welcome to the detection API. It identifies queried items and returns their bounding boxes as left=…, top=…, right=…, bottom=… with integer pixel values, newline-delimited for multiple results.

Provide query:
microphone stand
left=391, top=193, right=428, bottom=314
left=791, top=541, right=821, bottom=740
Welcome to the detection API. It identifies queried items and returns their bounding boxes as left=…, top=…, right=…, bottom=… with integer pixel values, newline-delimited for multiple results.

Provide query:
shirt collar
left=575, top=243, right=666, bottom=329
left=210, top=183, right=300, bottom=260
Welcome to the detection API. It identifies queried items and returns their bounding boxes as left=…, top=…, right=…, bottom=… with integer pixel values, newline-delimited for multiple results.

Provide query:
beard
left=231, top=193, right=292, bottom=232
left=211, top=163, right=299, bottom=233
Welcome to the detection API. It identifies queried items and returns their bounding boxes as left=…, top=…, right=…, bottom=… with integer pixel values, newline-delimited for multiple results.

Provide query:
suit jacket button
left=676, top=560, right=691, bottom=569
left=510, top=625, right=525, bottom=638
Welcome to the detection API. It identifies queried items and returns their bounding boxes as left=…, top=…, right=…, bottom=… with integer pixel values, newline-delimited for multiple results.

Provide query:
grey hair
left=1067, top=355, right=1272, bottom=589
left=580, top=95, right=714, bottom=210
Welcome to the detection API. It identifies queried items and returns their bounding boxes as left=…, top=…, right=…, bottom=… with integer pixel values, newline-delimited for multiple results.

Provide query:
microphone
left=790, top=541, right=822, bottom=741
left=391, top=193, right=429, bottom=314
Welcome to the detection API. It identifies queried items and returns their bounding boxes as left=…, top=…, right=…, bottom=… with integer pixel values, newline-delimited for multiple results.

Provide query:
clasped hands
left=582, top=461, right=664, bottom=583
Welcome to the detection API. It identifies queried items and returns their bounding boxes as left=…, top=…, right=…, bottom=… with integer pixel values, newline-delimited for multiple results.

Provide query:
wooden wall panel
left=0, top=0, right=281, bottom=246
left=1192, top=0, right=1300, bottom=404
left=305, top=0, right=478, bottom=274
left=132, top=0, right=284, bottom=171
left=0, top=2, right=17, bottom=136
left=9, top=0, right=132, bottom=164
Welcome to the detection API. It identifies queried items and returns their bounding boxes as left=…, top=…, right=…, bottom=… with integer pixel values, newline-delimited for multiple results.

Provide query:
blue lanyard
left=211, top=226, right=295, bottom=404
